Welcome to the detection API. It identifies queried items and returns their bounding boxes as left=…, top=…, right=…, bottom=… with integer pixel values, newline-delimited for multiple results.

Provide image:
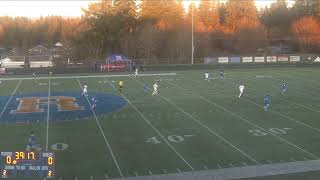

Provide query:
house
left=50, top=42, right=65, bottom=59
left=0, top=57, right=25, bottom=68
left=0, top=48, right=7, bottom=57
left=9, top=47, right=26, bottom=57
left=28, top=45, right=51, bottom=56
left=28, top=45, right=53, bottom=68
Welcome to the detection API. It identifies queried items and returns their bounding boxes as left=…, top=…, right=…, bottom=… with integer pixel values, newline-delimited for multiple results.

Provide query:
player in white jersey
left=152, top=82, right=158, bottom=96
left=204, top=72, right=210, bottom=81
left=91, top=97, right=98, bottom=109
left=239, top=85, right=245, bottom=98
left=0, top=67, right=6, bottom=76
left=82, top=83, right=88, bottom=96
left=32, top=72, right=37, bottom=82
left=134, top=68, right=138, bottom=78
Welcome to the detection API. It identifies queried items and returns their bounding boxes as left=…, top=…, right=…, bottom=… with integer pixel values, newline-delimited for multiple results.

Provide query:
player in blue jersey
left=143, top=83, right=148, bottom=94
left=26, top=131, right=42, bottom=152
left=264, top=95, right=271, bottom=111
left=91, top=97, right=98, bottom=109
left=281, top=83, right=288, bottom=95
left=219, top=70, right=224, bottom=80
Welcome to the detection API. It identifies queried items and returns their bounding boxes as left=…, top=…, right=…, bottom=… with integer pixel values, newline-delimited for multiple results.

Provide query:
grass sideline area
left=0, top=67, right=320, bottom=179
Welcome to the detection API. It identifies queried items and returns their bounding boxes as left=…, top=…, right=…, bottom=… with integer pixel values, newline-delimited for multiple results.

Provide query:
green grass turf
left=0, top=67, right=320, bottom=179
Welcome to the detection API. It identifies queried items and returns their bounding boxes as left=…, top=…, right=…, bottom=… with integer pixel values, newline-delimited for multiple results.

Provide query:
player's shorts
left=119, top=86, right=123, bottom=89
left=83, top=89, right=88, bottom=94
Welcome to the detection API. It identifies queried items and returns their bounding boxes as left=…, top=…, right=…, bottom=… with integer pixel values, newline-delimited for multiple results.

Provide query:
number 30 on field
left=248, top=128, right=292, bottom=136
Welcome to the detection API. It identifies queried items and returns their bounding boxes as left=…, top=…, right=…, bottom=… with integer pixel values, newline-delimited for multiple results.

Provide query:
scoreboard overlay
left=0, top=151, right=55, bottom=179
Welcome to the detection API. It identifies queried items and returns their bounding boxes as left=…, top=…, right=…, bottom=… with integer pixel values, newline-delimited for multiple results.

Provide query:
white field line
left=226, top=75, right=320, bottom=133
left=0, top=73, right=177, bottom=81
left=245, top=74, right=320, bottom=113
left=45, top=76, right=51, bottom=151
left=287, top=73, right=320, bottom=86
left=166, top=78, right=319, bottom=159
left=103, top=76, right=194, bottom=171
left=268, top=72, right=320, bottom=99
left=75, top=78, right=124, bottom=178
left=226, top=72, right=320, bottom=111
left=0, top=80, right=22, bottom=121
left=109, top=160, right=320, bottom=180
left=130, top=77, right=259, bottom=164
left=255, top=78, right=320, bottom=113
left=241, top=96, right=320, bottom=134
left=285, top=100, right=320, bottom=113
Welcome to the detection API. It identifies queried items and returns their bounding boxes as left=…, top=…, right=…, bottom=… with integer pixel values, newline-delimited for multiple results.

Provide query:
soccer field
left=1, top=67, right=320, bottom=180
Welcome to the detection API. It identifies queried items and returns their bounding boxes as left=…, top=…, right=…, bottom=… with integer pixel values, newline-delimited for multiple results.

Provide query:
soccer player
left=204, top=72, right=210, bottom=81
left=219, top=70, right=224, bottom=80
left=134, top=67, right=138, bottom=78
left=118, top=80, right=124, bottom=93
left=152, top=82, right=158, bottom=96
left=91, top=97, right=98, bottom=109
left=0, top=67, right=6, bottom=76
left=239, top=84, right=245, bottom=98
left=281, top=83, right=288, bottom=95
left=82, top=83, right=88, bottom=96
left=143, top=83, right=148, bottom=94
left=264, top=95, right=272, bottom=111
left=32, top=72, right=36, bottom=82
left=26, top=131, right=42, bottom=152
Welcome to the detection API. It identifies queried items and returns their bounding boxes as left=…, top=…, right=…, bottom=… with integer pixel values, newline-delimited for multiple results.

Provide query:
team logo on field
left=0, top=92, right=127, bottom=124
left=11, top=96, right=84, bottom=114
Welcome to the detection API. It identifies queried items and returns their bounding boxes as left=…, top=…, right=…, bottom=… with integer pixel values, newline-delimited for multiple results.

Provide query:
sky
left=0, top=0, right=296, bottom=18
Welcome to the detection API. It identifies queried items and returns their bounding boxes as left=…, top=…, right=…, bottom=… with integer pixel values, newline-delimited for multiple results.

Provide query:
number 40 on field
left=146, top=135, right=195, bottom=144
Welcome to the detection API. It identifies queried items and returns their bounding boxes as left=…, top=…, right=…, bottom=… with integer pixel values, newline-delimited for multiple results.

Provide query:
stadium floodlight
left=191, top=2, right=194, bottom=65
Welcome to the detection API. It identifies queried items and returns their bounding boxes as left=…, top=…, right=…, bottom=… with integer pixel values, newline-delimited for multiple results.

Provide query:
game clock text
left=0, top=151, right=55, bottom=178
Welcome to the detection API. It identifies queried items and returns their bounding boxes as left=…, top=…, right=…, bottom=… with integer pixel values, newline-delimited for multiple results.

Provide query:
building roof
left=28, top=45, right=49, bottom=52
left=54, top=42, right=63, bottom=47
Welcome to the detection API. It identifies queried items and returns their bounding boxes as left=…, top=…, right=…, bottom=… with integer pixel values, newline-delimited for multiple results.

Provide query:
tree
left=291, top=0, right=308, bottom=19
left=140, top=0, right=184, bottom=31
left=260, top=0, right=292, bottom=41
left=198, top=0, right=219, bottom=32
left=225, top=0, right=258, bottom=32
left=292, top=16, right=320, bottom=52
left=305, top=0, right=320, bottom=18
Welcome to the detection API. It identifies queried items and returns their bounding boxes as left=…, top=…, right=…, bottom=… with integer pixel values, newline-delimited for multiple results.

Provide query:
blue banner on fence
left=230, top=57, right=241, bottom=64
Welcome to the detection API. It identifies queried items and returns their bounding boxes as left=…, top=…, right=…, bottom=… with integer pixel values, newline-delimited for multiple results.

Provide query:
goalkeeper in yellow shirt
left=118, top=80, right=124, bottom=93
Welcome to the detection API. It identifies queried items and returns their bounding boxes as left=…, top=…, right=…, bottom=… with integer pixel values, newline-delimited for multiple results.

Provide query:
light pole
left=191, top=3, right=194, bottom=65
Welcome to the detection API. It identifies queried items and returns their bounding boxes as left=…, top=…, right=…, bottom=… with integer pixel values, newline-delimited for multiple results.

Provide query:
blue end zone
left=0, top=92, right=127, bottom=123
